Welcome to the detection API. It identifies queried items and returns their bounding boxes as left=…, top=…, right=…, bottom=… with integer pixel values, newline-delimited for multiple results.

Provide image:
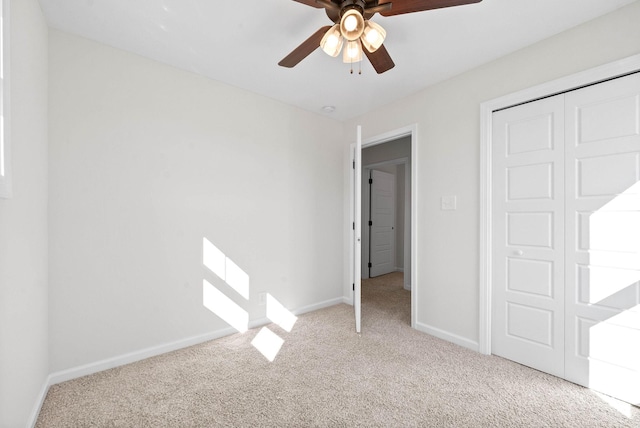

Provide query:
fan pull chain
left=349, top=60, right=362, bottom=75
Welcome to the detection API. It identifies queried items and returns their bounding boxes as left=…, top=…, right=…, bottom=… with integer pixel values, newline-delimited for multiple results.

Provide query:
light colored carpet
left=36, top=272, right=640, bottom=427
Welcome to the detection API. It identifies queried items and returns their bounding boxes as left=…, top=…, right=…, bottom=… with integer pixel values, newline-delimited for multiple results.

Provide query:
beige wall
left=0, top=0, right=49, bottom=426
left=345, top=1, right=640, bottom=346
left=48, top=30, right=345, bottom=372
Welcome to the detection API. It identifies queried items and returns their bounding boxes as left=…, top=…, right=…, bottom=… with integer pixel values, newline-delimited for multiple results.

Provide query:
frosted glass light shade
left=342, top=40, right=363, bottom=63
left=361, top=20, right=386, bottom=53
left=340, top=9, right=365, bottom=41
left=320, top=24, right=344, bottom=57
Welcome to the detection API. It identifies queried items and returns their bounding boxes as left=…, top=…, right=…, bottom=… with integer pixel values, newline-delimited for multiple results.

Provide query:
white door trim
left=362, top=124, right=418, bottom=329
left=478, top=53, right=640, bottom=355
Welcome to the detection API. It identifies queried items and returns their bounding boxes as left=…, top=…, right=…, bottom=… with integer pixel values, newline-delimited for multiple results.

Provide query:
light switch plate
left=441, top=195, right=457, bottom=210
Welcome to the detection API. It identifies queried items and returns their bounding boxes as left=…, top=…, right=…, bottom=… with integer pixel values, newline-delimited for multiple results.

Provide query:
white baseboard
left=28, top=376, right=52, bottom=428
left=47, top=297, right=344, bottom=388
left=415, top=321, right=479, bottom=353
left=26, top=294, right=343, bottom=427
left=292, top=297, right=344, bottom=316
left=31, top=296, right=344, bottom=426
left=48, top=327, right=236, bottom=386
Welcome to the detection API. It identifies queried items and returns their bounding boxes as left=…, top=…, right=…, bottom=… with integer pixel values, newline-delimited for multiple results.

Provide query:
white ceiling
left=38, top=0, right=637, bottom=121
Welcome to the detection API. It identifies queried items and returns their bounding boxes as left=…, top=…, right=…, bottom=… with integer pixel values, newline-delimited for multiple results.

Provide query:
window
left=0, top=0, right=10, bottom=198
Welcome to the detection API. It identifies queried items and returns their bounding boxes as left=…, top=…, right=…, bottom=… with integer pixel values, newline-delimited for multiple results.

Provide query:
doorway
left=360, top=129, right=416, bottom=328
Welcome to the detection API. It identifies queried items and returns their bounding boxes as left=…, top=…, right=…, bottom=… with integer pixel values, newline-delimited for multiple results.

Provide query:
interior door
left=353, top=126, right=362, bottom=333
left=491, top=95, right=566, bottom=378
left=564, top=73, right=640, bottom=405
left=369, top=169, right=396, bottom=277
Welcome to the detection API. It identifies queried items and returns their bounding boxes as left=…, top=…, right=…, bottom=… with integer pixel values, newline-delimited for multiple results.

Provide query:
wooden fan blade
left=292, top=0, right=323, bottom=8
left=292, top=0, right=341, bottom=9
left=278, top=26, right=332, bottom=68
left=379, top=0, right=482, bottom=16
left=364, top=3, right=393, bottom=15
left=363, top=44, right=395, bottom=74
left=315, top=0, right=340, bottom=11
left=325, top=7, right=340, bottom=23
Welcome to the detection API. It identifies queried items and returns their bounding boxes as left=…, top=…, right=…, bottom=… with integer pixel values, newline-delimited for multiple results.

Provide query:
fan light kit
left=279, top=0, right=482, bottom=74
left=320, top=9, right=387, bottom=71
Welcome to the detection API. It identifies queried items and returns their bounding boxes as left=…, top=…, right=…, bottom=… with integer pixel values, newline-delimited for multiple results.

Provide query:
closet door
left=491, top=95, right=566, bottom=377
left=369, top=169, right=396, bottom=278
left=564, top=73, right=640, bottom=405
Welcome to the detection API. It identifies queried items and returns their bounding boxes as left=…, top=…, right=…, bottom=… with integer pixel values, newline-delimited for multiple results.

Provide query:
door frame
left=478, top=53, right=640, bottom=355
left=356, top=124, right=418, bottom=329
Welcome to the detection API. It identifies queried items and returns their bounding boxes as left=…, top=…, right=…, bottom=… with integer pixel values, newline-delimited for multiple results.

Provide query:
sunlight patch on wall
left=251, top=327, right=284, bottom=362
left=203, top=279, right=248, bottom=333
left=201, top=237, right=298, bottom=362
left=266, top=294, right=298, bottom=333
left=203, top=237, right=225, bottom=280
left=225, top=258, right=250, bottom=301
left=203, top=237, right=250, bottom=299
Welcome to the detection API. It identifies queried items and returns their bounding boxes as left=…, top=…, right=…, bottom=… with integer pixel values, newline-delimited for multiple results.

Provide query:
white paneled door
left=369, top=170, right=396, bottom=278
left=492, top=95, right=566, bottom=378
left=492, top=72, right=640, bottom=405
left=564, top=74, right=640, bottom=405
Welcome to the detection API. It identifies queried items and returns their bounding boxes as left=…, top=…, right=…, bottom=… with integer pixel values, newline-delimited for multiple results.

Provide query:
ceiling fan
left=279, top=0, right=482, bottom=74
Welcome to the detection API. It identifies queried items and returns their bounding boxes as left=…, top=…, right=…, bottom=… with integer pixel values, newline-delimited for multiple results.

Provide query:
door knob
left=514, top=250, right=524, bottom=256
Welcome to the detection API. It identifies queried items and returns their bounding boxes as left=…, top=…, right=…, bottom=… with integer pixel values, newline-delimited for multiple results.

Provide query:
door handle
left=513, top=250, right=524, bottom=256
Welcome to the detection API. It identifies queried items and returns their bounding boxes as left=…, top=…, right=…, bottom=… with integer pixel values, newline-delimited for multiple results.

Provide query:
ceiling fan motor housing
left=339, top=0, right=366, bottom=16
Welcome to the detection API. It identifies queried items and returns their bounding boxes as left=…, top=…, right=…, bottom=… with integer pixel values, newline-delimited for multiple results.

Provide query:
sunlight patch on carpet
left=252, top=327, right=284, bottom=362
